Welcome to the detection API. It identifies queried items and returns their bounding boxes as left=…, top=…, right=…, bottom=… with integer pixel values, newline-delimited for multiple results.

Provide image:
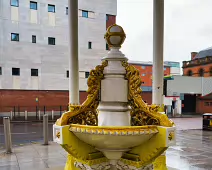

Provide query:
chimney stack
left=191, top=52, right=197, bottom=60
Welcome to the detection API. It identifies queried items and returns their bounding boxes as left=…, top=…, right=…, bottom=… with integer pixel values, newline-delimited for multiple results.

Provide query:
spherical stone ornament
left=104, top=24, right=126, bottom=48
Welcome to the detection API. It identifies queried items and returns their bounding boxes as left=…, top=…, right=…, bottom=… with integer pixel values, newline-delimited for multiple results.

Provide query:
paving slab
left=0, top=118, right=211, bottom=170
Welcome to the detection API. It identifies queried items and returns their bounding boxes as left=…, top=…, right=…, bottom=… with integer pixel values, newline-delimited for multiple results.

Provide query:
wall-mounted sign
left=180, top=93, right=184, bottom=100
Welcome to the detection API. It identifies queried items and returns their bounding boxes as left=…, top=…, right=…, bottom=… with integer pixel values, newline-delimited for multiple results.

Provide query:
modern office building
left=0, top=0, right=117, bottom=111
left=164, top=61, right=181, bottom=75
left=164, top=75, right=212, bottom=114
left=128, top=60, right=171, bottom=104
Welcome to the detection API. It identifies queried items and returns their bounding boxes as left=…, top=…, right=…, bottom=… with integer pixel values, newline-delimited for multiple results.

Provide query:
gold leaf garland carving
left=122, top=60, right=173, bottom=127
left=56, top=60, right=108, bottom=126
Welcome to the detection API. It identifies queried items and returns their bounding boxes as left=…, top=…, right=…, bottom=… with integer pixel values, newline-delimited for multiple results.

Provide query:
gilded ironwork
left=104, top=24, right=126, bottom=48
left=56, top=60, right=108, bottom=126
left=168, top=132, right=174, bottom=141
left=56, top=132, right=60, bottom=139
left=122, top=60, right=173, bottom=127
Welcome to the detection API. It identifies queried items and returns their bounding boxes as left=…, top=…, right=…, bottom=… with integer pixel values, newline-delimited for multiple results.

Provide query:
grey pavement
left=0, top=142, right=66, bottom=170
left=0, top=118, right=212, bottom=170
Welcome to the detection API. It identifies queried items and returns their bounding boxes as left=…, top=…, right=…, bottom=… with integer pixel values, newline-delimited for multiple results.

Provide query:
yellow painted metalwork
left=153, top=155, right=168, bottom=170
left=53, top=25, right=175, bottom=169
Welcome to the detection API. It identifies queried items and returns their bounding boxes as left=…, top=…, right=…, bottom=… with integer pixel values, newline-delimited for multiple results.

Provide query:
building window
left=32, top=35, right=36, bottom=43
left=88, top=42, right=92, bottom=49
left=66, top=70, right=69, bottom=78
left=11, top=33, right=19, bottom=41
left=164, top=67, right=167, bottom=70
left=48, top=4, right=55, bottom=13
left=30, top=1, right=37, bottom=10
left=48, top=37, right=55, bottom=45
left=66, top=7, right=68, bottom=15
left=204, top=102, right=210, bottom=106
left=142, top=66, right=146, bottom=69
left=199, top=68, right=204, bottom=77
left=106, top=44, right=109, bottom=50
left=82, top=10, right=88, bottom=18
left=0, top=67, right=2, bottom=75
left=209, top=67, right=212, bottom=76
left=12, top=68, right=20, bottom=76
left=142, top=73, right=146, bottom=76
left=11, top=0, right=19, bottom=7
left=106, top=14, right=109, bottom=21
left=187, top=70, right=193, bottom=76
left=31, top=69, right=38, bottom=76
left=85, top=72, right=90, bottom=78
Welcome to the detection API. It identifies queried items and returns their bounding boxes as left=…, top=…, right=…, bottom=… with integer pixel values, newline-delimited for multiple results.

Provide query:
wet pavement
left=0, top=117, right=212, bottom=170
left=167, top=130, right=212, bottom=170
left=0, top=123, right=54, bottom=148
left=0, top=142, right=66, bottom=170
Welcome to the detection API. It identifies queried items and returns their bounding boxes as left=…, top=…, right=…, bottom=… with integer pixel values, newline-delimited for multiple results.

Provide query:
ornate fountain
left=53, top=24, right=176, bottom=170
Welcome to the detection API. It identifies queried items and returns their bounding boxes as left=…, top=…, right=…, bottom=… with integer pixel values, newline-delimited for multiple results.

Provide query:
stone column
left=152, top=0, right=164, bottom=106
left=68, top=0, right=79, bottom=104
left=152, top=1, right=168, bottom=170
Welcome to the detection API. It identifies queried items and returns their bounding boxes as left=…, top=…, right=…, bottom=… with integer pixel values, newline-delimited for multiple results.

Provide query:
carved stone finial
left=104, top=24, right=126, bottom=48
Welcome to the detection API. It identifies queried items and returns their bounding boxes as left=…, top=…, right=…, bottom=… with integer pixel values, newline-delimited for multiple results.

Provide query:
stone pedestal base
left=153, top=155, right=168, bottom=170
left=74, top=161, right=153, bottom=170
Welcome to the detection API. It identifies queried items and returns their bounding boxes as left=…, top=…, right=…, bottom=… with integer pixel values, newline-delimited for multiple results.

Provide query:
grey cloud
left=117, top=0, right=212, bottom=64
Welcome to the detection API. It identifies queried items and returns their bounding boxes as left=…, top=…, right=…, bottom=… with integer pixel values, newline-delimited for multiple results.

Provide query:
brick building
left=181, top=48, right=212, bottom=114
left=183, top=50, right=212, bottom=77
left=129, top=61, right=173, bottom=104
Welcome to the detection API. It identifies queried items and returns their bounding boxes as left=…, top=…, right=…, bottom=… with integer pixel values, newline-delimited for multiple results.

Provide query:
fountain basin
left=69, top=124, right=158, bottom=160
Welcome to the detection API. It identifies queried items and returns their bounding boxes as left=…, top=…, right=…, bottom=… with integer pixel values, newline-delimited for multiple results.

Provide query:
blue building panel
left=141, top=86, right=152, bottom=92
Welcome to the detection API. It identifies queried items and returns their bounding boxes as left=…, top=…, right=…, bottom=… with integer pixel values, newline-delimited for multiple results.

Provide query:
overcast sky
left=117, top=0, right=212, bottom=64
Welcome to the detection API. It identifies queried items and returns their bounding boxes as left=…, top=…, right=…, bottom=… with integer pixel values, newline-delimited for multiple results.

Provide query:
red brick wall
left=183, top=63, right=212, bottom=77
left=0, top=90, right=152, bottom=112
left=196, top=99, right=212, bottom=113
left=142, top=92, right=152, bottom=104
left=0, top=90, right=88, bottom=112
left=132, top=65, right=171, bottom=86
left=106, top=15, right=116, bottom=29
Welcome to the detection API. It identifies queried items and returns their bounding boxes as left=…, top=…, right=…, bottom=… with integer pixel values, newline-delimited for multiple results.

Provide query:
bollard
left=43, top=114, right=48, bottom=145
left=25, top=111, right=28, bottom=121
left=38, top=110, right=41, bottom=120
left=36, top=106, right=38, bottom=119
left=10, top=111, right=13, bottom=121
left=44, top=106, right=46, bottom=115
left=51, top=110, right=54, bottom=120
left=59, top=106, right=62, bottom=116
left=3, top=117, right=12, bottom=153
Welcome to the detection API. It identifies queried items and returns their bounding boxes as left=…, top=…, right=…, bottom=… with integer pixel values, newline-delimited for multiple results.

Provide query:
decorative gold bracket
left=56, top=60, right=173, bottom=128
left=122, top=61, right=173, bottom=127
left=56, top=60, right=108, bottom=126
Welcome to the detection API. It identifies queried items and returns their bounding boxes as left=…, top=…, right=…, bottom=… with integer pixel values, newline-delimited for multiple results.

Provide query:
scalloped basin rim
left=69, top=124, right=158, bottom=129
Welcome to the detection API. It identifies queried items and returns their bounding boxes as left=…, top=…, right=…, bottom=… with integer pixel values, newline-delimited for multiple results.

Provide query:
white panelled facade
left=0, top=0, right=117, bottom=91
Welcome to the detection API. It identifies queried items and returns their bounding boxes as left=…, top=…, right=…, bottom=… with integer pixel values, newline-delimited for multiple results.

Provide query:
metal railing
left=0, top=105, right=68, bottom=123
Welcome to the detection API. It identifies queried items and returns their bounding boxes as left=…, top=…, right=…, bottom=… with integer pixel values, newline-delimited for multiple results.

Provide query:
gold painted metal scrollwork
left=122, top=61, right=173, bottom=127
left=56, top=60, right=108, bottom=126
